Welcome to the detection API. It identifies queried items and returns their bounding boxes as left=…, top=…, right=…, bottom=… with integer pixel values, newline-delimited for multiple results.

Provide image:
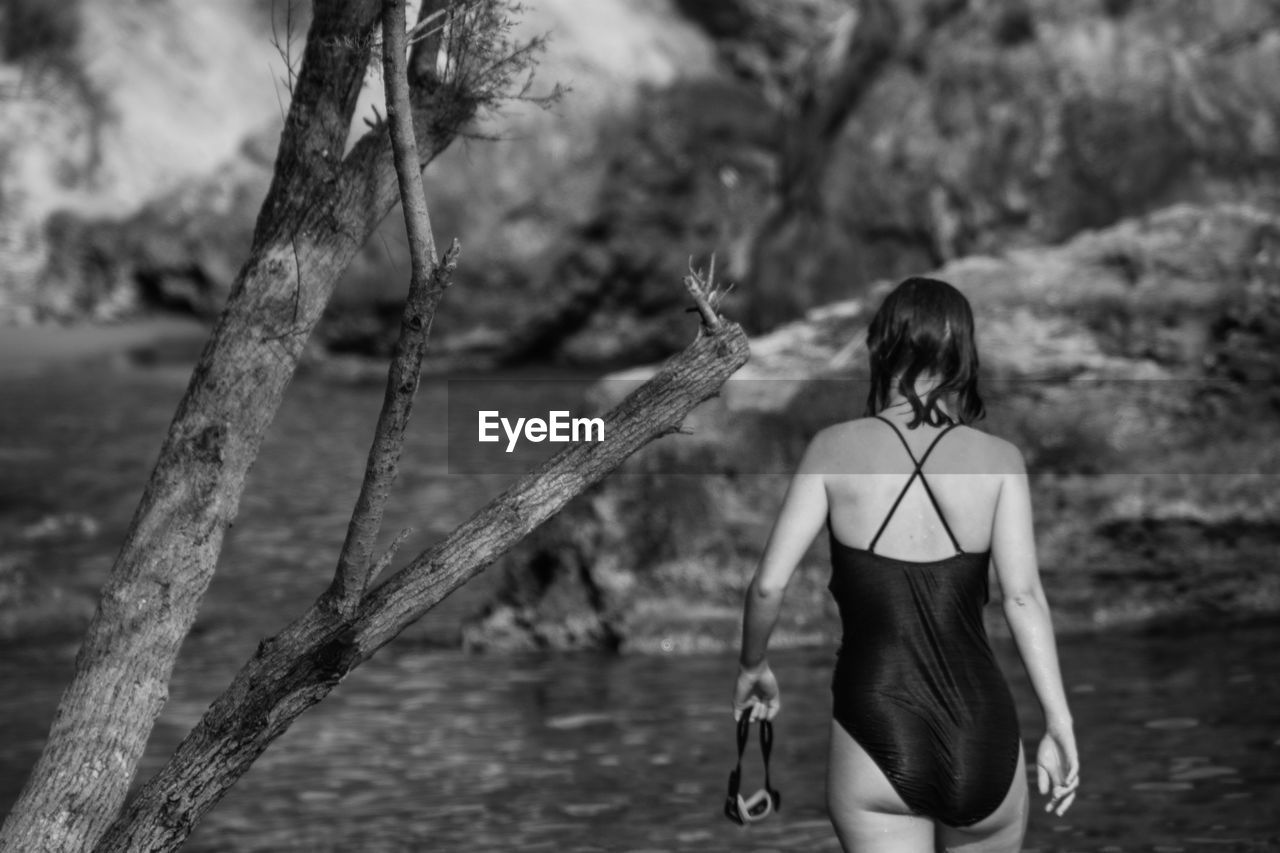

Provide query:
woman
left=733, top=277, right=1079, bottom=852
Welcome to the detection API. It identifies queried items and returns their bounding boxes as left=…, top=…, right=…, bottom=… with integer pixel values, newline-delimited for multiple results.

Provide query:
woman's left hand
left=733, top=661, right=781, bottom=722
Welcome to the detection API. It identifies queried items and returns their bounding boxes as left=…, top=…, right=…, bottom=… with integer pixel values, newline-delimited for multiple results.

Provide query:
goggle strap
left=759, top=717, right=773, bottom=783
left=728, top=713, right=750, bottom=796
left=736, top=713, right=752, bottom=759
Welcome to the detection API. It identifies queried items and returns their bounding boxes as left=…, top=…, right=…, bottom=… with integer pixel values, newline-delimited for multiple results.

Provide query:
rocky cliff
left=0, top=0, right=289, bottom=319
left=4, top=0, right=1279, bottom=367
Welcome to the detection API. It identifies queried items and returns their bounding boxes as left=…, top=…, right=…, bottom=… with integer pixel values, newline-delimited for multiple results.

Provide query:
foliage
left=0, top=0, right=80, bottom=66
left=377, top=0, right=563, bottom=138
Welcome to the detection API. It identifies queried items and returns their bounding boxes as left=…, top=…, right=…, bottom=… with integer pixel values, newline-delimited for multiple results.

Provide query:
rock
left=730, top=0, right=1280, bottom=328
left=461, top=497, right=623, bottom=652
left=10, top=0, right=1280, bottom=369
left=0, top=0, right=291, bottom=320
left=38, top=142, right=270, bottom=320
left=462, top=204, right=1280, bottom=650
left=0, top=550, right=97, bottom=641
left=17, top=512, right=100, bottom=543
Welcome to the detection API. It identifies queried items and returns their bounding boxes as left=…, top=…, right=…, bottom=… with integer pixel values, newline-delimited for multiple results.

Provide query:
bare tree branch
left=326, top=246, right=456, bottom=613
left=684, top=254, right=732, bottom=332
left=269, top=0, right=302, bottom=98
left=96, top=279, right=750, bottom=852
left=370, top=526, right=413, bottom=578
left=326, top=0, right=457, bottom=617
left=383, top=0, right=440, bottom=270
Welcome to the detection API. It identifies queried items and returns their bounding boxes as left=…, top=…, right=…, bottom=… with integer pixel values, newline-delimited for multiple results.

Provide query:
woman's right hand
left=1035, top=723, right=1079, bottom=816
left=732, top=661, right=780, bottom=722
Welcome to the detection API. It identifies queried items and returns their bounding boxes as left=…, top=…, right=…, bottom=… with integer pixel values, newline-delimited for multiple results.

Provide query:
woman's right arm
left=990, top=445, right=1079, bottom=815
left=733, top=433, right=830, bottom=722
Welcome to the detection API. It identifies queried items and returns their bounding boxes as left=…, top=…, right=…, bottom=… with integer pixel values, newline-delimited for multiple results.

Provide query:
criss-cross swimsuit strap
left=867, top=416, right=964, bottom=556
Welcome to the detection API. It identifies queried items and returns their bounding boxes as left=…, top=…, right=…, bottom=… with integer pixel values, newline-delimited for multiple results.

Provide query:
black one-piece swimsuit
left=828, top=417, right=1021, bottom=827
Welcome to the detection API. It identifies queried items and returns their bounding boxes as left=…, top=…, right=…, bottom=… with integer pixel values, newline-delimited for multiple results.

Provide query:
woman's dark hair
left=864, top=276, right=985, bottom=427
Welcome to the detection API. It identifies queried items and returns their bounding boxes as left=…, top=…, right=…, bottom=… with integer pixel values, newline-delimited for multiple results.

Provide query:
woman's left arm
left=734, top=436, right=830, bottom=720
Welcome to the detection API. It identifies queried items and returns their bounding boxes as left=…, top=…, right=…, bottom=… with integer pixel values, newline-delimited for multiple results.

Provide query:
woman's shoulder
left=804, top=419, right=1026, bottom=474
left=807, top=417, right=883, bottom=449
left=950, top=424, right=1026, bottom=473
left=800, top=417, right=908, bottom=471
left=798, top=419, right=878, bottom=472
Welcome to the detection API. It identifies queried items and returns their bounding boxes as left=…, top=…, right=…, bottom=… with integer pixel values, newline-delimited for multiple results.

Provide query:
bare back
left=811, top=414, right=1019, bottom=562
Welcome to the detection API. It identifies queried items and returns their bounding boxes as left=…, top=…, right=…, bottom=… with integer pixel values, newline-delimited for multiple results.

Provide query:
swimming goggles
left=723, top=714, right=781, bottom=825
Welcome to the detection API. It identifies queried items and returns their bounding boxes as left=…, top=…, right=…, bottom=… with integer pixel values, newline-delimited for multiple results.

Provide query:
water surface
left=1, top=363, right=1277, bottom=851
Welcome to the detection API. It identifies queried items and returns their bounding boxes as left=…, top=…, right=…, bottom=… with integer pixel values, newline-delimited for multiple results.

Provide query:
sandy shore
left=0, top=317, right=210, bottom=378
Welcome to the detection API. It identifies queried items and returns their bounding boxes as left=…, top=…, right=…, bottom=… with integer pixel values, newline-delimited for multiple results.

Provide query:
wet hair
left=864, top=276, right=985, bottom=427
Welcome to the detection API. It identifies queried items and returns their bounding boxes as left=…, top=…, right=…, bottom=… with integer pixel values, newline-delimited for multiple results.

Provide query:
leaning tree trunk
left=741, top=0, right=900, bottom=330
left=0, top=2, right=466, bottom=849
left=91, top=22, right=747, bottom=848
left=770, top=0, right=968, bottom=212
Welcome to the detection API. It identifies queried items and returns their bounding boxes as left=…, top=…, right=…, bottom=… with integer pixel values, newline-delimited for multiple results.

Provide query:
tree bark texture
left=95, top=310, right=750, bottom=852
left=0, top=2, right=464, bottom=850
